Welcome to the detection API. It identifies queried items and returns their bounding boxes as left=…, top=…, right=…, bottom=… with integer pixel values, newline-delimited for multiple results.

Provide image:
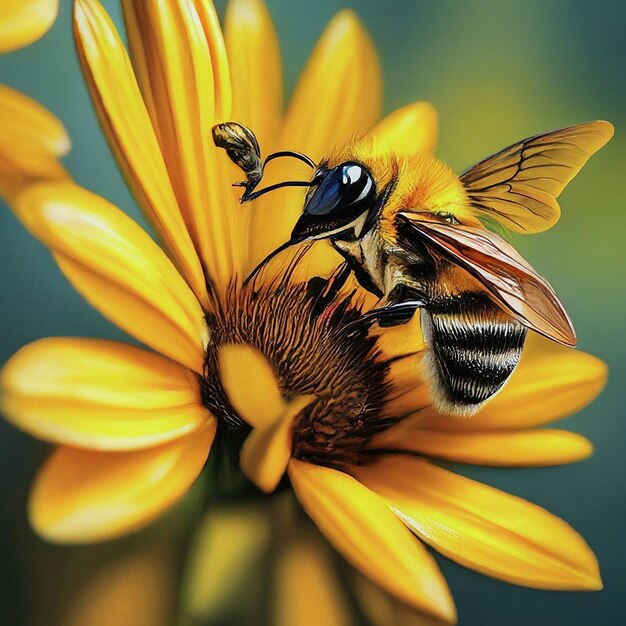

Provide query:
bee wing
left=399, top=214, right=576, bottom=346
left=460, top=120, right=613, bottom=233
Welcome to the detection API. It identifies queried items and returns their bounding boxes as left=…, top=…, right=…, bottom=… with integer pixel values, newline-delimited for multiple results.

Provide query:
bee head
left=289, top=162, right=377, bottom=244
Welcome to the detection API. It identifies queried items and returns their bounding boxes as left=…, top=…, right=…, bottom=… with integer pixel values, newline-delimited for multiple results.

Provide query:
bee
left=213, top=119, right=613, bottom=415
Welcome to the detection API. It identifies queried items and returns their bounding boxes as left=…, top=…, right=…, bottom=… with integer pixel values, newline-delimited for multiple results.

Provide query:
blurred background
left=0, top=1, right=624, bottom=624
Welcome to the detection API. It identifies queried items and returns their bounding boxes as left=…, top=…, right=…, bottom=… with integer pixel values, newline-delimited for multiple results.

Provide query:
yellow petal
left=384, top=379, right=431, bottom=420
left=373, top=316, right=429, bottom=416
left=372, top=428, right=593, bottom=467
left=120, top=0, right=238, bottom=288
left=30, top=426, right=215, bottom=543
left=375, top=314, right=426, bottom=361
left=352, top=574, right=450, bottom=626
left=189, top=0, right=232, bottom=120
left=1, top=338, right=209, bottom=450
left=0, top=141, right=67, bottom=202
left=289, top=460, right=456, bottom=623
left=241, top=395, right=315, bottom=493
left=280, top=10, right=380, bottom=157
left=0, top=85, right=69, bottom=200
left=355, top=456, right=602, bottom=590
left=419, top=345, right=607, bottom=431
left=275, top=534, right=351, bottom=626
left=0, top=84, right=69, bottom=156
left=74, top=0, right=208, bottom=305
left=223, top=0, right=282, bottom=276
left=12, top=182, right=208, bottom=373
left=183, top=504, right=271, bottom=621
left=366, top=102, right=439, bottom=157
left=225, top=0, right=282, bottom=152
left=0, top=0, right=58, bottom=53
left=387, top=354, right=425, bottom=395
left=249, top=9, right=381, bottom=270
left=218, top=343, right=284, bottom=427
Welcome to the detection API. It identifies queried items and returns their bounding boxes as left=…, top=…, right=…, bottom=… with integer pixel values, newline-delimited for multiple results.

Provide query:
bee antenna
left=239, top=150, right=317, bottom=202
left=263, top=150, right=316, bottom=169
left=240, top=180, right=316, bottom=202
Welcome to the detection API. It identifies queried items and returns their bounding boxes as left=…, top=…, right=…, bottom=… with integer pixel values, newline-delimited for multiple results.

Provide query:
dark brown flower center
left=201, top=274, right=396, bottom=467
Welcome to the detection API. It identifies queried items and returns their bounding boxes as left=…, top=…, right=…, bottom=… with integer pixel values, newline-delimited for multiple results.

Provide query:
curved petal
left=289, top=460, right=456, bottom=624
left=372, top=428, right=593, bottom=467
left=280, top=10, right=380, bottom=158
left=367, top=102, right=438, bottom=157
left=418, top=345, right=607, bottom=431
left=224, top=0, right=282, bottom=277
left=1, top=338, right=210, bottom=450
left=0, top=85, right=69, bottom=200
left=29, top=426, right=215, bottom=543
left=120, top=0, right=239, bottom=288
left=218, top=343, right=284, bottom=427
left=352, top=574, right=450, bottom=626
left=0, top=143, right=67, bottom=202
left=189, top=0, right=231, bottom=120
left=12, top=182, right=208, bottom=373
left=0, top=85, right=69, bottom=156
left=0, top=0, right=58, bottom=53
left=241, top=395, right=315, bottom=493
left=355, top=456, right=602, bottom=591
left=74, top=0, right=208, bottom=305
left=249, top=9, right=381, bottom=269
left=225, top=0, right=282, bottom=152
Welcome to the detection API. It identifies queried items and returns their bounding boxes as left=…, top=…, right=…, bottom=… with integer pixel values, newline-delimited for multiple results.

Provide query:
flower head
left=0, top=0, right=608, bottom=623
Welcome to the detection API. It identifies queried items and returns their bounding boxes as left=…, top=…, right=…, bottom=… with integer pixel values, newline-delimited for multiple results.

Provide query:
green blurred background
left=0, top=1, right=624, bottom=624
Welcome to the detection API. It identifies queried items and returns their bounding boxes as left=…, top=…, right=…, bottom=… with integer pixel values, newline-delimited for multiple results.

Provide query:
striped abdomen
left=421, top=289, right=527, bottom=415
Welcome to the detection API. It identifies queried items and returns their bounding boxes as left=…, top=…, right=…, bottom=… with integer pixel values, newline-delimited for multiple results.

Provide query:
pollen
left=201, top=274, right=398, bottom=468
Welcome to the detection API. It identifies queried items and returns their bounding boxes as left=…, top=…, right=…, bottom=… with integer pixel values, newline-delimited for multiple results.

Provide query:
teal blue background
left=0, top=1, right=624, bottom=624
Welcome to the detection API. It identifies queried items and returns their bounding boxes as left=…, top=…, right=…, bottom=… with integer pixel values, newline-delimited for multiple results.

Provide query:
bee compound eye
left=303, top=162, right=375, bottom=218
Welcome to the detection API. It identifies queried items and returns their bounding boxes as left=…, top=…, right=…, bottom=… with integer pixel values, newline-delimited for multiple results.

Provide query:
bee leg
left=310, top=261, right=353, bottom=316
left=368, top=285, right=427, bottom=328
left=369, top=301, right=423, bottom=327
left=331, top=243, right=384, bottom=298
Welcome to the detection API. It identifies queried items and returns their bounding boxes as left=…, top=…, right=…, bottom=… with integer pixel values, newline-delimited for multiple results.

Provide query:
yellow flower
left=0, top=0, right=607, bottom=623
left=0, top=0, right=58, bottom=53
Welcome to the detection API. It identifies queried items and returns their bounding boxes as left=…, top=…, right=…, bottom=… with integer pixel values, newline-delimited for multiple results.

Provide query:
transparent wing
left=400, top=214, right=576, bottom=346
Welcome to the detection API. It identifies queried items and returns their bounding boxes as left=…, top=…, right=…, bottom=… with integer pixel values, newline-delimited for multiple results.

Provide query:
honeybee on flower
left=0, top=0, right=612, bottom=624
left=214, top=118, right=611, bottom=416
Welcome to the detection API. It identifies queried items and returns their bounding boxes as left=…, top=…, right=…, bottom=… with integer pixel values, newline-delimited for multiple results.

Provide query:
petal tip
left=0, top=0, right=59, bottom=53
left=327, top=8, right=365, bottom=38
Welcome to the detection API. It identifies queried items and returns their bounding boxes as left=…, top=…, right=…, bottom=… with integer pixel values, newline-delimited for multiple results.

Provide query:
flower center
left=201, top=275, right=396, bottom=467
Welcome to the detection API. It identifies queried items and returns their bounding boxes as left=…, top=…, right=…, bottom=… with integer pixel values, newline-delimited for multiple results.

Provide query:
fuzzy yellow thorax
left=325, top=138, right=479, bottom=244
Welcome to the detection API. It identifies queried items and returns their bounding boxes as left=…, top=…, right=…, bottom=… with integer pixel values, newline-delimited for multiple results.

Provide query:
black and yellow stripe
left=422, top=289, right=527, bottom=414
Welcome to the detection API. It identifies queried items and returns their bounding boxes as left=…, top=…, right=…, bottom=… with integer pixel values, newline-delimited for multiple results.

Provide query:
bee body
left=336, top=217, right=527, bottom=413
